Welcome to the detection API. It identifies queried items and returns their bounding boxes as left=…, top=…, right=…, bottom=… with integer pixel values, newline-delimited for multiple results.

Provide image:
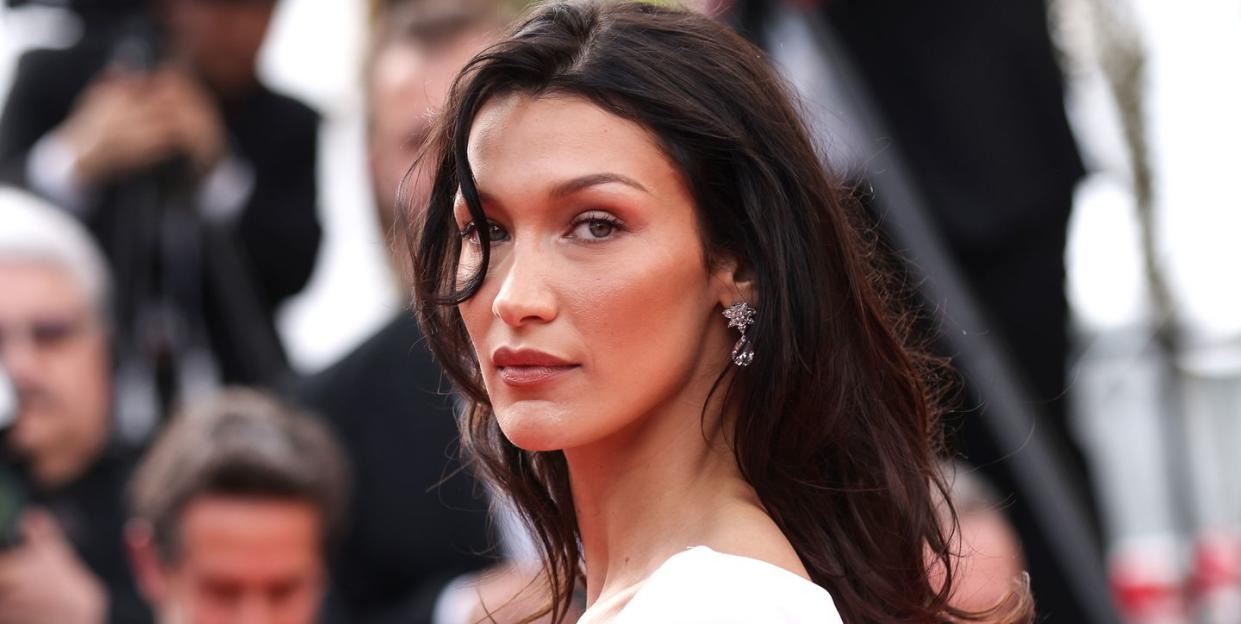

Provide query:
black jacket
left=0, top=37, right=320, bottom=385
left=300, top=314, right=495, bottom=624
left=19, top=445, right=152, bottom=624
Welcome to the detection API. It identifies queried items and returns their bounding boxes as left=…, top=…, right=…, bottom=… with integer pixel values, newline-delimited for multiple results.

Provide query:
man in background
left=0, top=0, right=321, bottom=410
left=0, top=187, right=149, bottom=622
left=126, top=388, right=349, bottom=624
left=820, top=2, right=1095, bottom=619
left=729, top=1, right=1095, bottom=618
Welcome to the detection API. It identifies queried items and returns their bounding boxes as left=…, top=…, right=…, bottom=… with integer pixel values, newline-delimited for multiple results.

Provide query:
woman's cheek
left=569, top=247, right=709, bottom=396
left=457, top=289, right=498, bottom=377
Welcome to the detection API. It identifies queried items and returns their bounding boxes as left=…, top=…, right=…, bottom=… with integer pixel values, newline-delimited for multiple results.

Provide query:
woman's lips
left=498, top=364, right=578, bottom=386
left=492, top=346, right=579, bottom=387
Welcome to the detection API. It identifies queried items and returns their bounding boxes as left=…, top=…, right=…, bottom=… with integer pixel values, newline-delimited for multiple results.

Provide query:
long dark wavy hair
left=407, top=2, right=1032, bottom=622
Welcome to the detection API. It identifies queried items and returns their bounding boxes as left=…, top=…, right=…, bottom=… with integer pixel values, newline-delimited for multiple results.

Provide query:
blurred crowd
left=0, top=0, right=1235, bottom=623
left=0, top=1, right=552, bottom=622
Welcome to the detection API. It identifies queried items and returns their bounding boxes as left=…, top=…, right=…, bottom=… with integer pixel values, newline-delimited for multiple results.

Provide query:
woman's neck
left=563, top=391, right=764, bottom=609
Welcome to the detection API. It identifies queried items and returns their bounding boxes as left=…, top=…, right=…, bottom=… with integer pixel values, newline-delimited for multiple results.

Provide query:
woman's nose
left=491, top=246, right=558, bottom=328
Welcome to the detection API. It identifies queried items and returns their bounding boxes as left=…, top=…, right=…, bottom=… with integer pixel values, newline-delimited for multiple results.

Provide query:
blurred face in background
left=133, top=496, right=325, bottom=624
left=164, top=0, right=276, bottom=96
left=0, top=262, right=110, bottom=489
left=367, top=29, right=495, bottom=275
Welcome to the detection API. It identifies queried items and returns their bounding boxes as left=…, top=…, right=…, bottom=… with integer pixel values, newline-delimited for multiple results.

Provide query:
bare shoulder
left=701, top=498, right=811, bottom=580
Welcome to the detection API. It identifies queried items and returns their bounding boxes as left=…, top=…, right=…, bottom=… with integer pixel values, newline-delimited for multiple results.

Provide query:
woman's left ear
left=711, top=255, right=756, bottom=309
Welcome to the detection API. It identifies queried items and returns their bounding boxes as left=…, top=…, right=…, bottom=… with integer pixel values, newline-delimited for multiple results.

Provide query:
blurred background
left=0, top=0, right=1238, bottom=622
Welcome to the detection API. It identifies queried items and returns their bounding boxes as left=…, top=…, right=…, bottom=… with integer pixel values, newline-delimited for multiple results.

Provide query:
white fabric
left=431, top=571, right=482, bottom=624
left=606, top=546, right=843, bottom=623
left=26, top=131, right=91, bottom=214
left=26, top=130, right=255, bottom=223
left=196, top=152, right=254, bottom=223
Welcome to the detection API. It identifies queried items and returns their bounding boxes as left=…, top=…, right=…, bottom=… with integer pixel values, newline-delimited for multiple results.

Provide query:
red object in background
left=1110, top=537, right=1189, bottom=624
left=1190, top=529, right=1241, bottom=624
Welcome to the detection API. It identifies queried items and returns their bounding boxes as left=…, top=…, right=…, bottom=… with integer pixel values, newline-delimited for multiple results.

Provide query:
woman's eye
left=459, top=221, right=510, bottom=243
left=587, top=220, right=615, bottom=238
left=569, top=214, right=621, bottom=240
left=487, top=223, right=510, bottom=241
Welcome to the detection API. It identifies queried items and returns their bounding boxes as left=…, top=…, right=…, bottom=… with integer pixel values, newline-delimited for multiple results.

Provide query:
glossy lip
left=491, top=346, right=579, bottom=387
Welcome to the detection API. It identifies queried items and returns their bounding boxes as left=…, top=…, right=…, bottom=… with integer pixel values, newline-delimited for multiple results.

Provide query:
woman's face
left=454, top=94, right=742, bottom=452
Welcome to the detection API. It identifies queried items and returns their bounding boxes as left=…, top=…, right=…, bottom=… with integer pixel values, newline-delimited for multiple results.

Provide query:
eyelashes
left=458, top=210, right=626, bottom=244
left=458, top=221, right=509, bottom=244
left=568, top=210, right=623, bottom=240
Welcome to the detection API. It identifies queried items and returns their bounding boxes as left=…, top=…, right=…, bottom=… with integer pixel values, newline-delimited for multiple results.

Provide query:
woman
left=408, top=2, right=1031, bottom=622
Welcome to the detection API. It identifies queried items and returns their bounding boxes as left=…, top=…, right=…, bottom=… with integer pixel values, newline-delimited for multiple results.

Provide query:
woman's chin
left=495, top=401, right=577, bottom=452
left=502, top=435, right=563, bottom=453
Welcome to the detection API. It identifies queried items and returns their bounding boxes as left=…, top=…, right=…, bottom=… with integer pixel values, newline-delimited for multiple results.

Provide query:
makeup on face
left=452, top=94, right=734, bottom=452
left=491, top=346, right=580, bottom=388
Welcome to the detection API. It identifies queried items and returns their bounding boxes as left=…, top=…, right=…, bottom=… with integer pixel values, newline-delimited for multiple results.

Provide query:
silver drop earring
left=722, top=302, right=757, bottom=367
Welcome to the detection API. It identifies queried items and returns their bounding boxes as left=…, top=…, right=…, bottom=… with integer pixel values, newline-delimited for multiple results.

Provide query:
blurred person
left=933, top=463, right=1029, bottom=615
left=410, top=2, right=1031, bottom=622
left=818, top=2, right=1095, bottom=619
left=301, top=3, right=567, bottom=623
left=731, top=0, right=1097, bottom=618
left=0, top=187, right=150, bottom=622
left=0, top=0, right=321, bottom=407
left=126, top=388, right=348, bottom=624
left=366, top=0, right=501, bottom=278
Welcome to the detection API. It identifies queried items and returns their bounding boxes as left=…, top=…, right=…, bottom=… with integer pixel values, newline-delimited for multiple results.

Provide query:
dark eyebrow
left=461, top=173, right=649, bottom=210
left=548, top=173, right=649, bottom=198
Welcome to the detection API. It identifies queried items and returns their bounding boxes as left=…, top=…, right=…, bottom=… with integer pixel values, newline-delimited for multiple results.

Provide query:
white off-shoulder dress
left=592, top=546, right=843, bottom=623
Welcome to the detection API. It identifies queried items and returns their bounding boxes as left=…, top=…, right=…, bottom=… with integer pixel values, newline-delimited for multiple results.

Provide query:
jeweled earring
left=722, top=302, right=757, bottom=367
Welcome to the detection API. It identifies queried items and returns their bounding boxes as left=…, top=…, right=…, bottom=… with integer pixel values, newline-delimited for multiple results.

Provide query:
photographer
left=0, top=188, right=149, bottom=623
left=0, top=0, right=320, bottom=405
